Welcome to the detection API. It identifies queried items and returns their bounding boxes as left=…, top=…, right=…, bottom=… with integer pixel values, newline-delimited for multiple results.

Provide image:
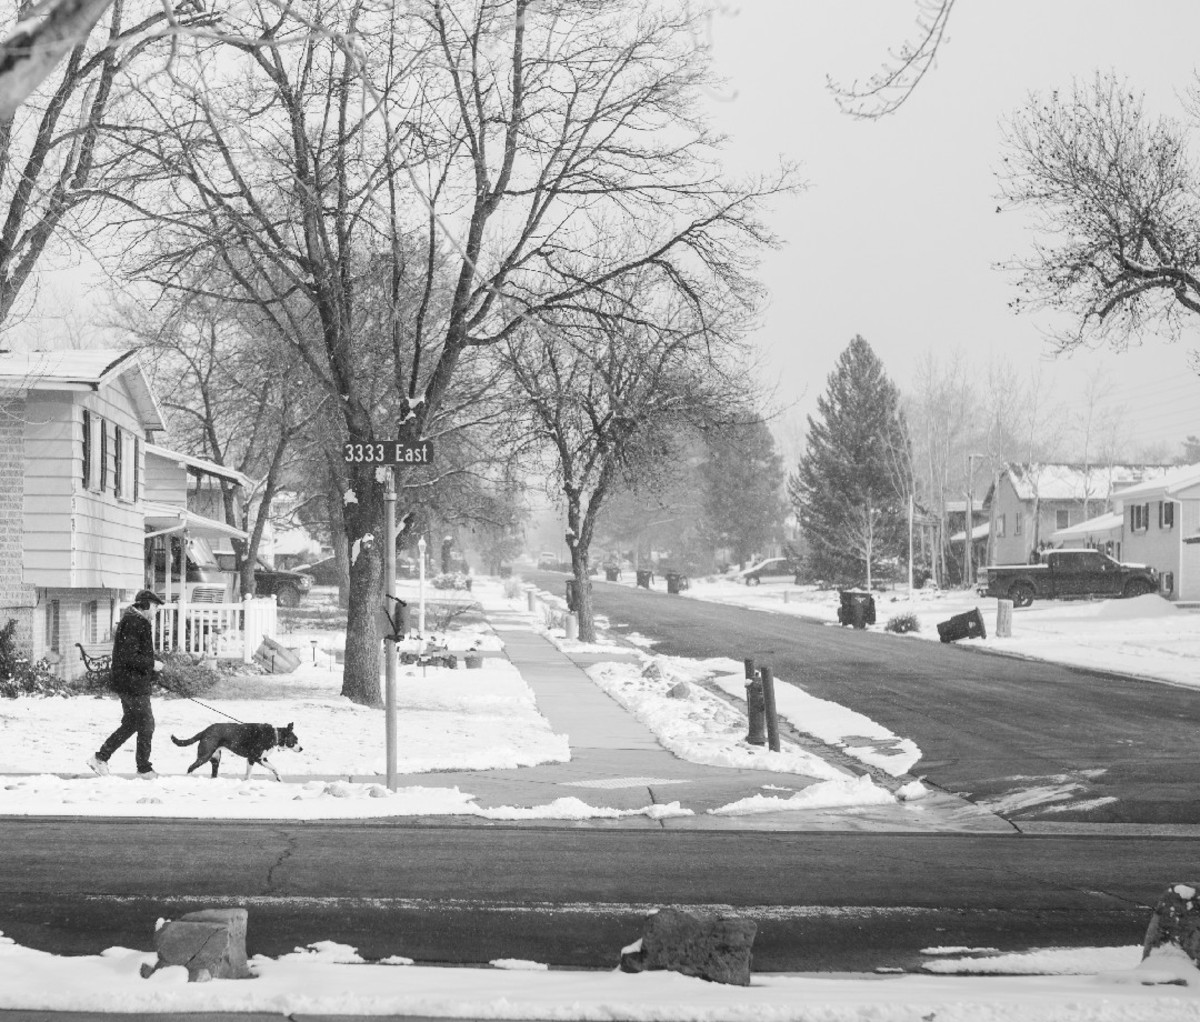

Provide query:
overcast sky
left=702, top=1, right=1200, bottom=464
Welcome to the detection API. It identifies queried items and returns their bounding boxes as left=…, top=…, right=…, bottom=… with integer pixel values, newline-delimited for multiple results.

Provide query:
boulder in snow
left=619, top=906, right=756, bottom=986
left=142, top=907, right=253, bottom=982
left=1143, top=883, right=1200, bottom=966
left=666, top=681, right=697, bottom=699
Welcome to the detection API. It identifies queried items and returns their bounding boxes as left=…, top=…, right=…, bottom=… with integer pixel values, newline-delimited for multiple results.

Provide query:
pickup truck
left=980, top=548, right=1158, bottom=608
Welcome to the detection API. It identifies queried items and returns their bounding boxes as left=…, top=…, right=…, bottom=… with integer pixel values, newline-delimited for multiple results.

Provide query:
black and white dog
left=171, top=722, right=302, bottom=781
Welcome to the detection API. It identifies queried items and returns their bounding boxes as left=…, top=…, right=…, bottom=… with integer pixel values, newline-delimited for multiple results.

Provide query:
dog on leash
left=171, top=722, right=302, bottom=781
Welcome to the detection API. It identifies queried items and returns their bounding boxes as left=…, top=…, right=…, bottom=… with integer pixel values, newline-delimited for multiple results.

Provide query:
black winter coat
left=110, top=607, right=157, bottom=696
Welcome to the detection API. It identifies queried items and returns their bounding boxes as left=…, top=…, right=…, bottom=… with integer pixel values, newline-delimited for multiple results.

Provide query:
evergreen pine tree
left=788, top=335, right=911, bottom=582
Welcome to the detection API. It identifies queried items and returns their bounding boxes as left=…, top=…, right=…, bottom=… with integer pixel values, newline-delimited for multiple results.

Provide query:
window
left=113, top=426, right=123, bottom=498
left=996, top=514, right=1006, bottom=538
left=81, top=409, right=91, bottom=489
left=1160, top=501, right=1175, bottom=530
left=98, top=420, right=108, bottom=492
left=1132, top=503, right=1151, bottom=532
left=45, top=600, right=60, bottom=654
left=1015, top=512, right=1023, bottom=537
left=1056, top=509, right=1070, bottom=530
left=80, top=601, right=98, bottom=644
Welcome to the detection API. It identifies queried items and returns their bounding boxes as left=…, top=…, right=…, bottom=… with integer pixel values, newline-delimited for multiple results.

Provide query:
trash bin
left=636, top=569, right=653, bottom=589
left=837, top=589, right=875, bottom=628
left=604, top=567, right=620, bottom=582
left=665, top=571, right=687, bottom=595
left=937, top=607, right=987, bottom=643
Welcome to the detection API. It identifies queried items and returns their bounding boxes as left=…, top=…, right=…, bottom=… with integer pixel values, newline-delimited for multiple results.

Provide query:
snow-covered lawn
left=5, top=933, right=1200, bottom=1020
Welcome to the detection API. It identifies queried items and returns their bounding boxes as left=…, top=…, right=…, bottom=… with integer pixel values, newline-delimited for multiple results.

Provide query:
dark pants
left=98, top=692, right=155, bottom=773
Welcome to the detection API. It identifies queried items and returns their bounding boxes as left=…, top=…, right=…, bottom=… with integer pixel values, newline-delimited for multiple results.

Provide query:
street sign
left=342, top=440, right=434, bottom=465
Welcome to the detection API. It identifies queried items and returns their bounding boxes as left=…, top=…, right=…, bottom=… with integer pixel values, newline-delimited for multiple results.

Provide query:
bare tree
left=504, top=279, right=755, bottom=643
left=0, top=0, right=213, bottom=334
left=123, top=284, right=327, bottom=597
left=905, top=350, right=974, bottom=585
left=104, top=0, right=787, bottom=705
left=827, top=0, right=956, bottom=118
left=1000, top=72, right=1200, bottom=358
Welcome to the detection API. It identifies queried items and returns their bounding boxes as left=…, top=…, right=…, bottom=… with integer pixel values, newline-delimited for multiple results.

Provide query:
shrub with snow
left=885, top=612, right=920, bottom=634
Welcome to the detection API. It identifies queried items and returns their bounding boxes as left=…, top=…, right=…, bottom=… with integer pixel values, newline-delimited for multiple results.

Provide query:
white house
left=1108, top=463, right=1200, bottom=601
left=0, top=349, right=166, bottom=676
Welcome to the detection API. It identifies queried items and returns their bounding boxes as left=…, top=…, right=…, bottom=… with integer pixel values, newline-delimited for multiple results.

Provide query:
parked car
left=740, top=557, right=800, bottom=585
left=537, top=551, right=559, bottom=570
left=294, top=556, right=340, bottom=586
left=980, top=548, right=1158, bottom=608
left=215, top=552, right=314, bottom=607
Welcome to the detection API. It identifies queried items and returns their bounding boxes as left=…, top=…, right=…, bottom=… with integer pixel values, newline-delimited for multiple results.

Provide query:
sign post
left=383, top=468, right=398, bottom=790
left=417, top=535, right=427, bottom=635
left=341, top=440, right=430, bottom=790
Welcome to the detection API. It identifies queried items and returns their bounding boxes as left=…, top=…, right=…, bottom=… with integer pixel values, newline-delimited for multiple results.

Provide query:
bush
left=431, top=572, right=472, bottom=591
left=0, top=618, right=73, bottom=698
left=159, top=652, right=222, bottom=698
left=885, top=612, right=920, bottom=634
left=502, top=575, right=524, bottom=600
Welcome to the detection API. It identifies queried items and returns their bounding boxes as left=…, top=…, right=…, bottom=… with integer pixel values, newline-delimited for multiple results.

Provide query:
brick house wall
left=0, top=392, right=36, bottom=648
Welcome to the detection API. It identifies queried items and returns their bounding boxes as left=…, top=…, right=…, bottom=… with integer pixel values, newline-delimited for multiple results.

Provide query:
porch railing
left=140, top=597, right=279, bottom=662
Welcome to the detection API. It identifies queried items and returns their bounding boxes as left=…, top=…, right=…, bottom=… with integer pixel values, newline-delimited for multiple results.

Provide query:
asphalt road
left=550, top=572, right=1200, bottom=824
left=0, top=819, right=1187, bottom=970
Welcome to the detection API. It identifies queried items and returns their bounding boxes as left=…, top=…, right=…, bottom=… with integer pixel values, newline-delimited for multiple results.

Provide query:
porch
left=142, top=597, right=279, bottom=662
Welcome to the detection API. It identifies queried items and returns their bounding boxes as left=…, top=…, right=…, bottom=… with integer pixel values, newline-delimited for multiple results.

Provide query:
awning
left=142, top=500, right=248, bottom=541
left=1049, top=510, right=1122, bottom=542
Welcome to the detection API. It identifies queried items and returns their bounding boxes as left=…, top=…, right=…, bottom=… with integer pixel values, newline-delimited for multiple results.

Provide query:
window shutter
left=81, top=409, right=91, bottom=489
left=113, top=427, right=123, bottom=498
left=98, top=420, right=108, bottom=492
left=133, top=437, right=140, bottom=501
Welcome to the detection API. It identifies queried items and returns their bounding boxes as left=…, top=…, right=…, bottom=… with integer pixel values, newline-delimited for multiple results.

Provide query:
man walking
left=87, top=589, right=164, bottom=779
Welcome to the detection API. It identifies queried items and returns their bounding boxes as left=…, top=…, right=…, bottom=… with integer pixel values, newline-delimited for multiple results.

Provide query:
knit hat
left=133, top=589, right=164, bottom=608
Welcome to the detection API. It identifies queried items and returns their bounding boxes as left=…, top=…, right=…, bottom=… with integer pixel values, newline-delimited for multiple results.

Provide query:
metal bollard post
left=565, top=613, right=578, bottom=640
left=527, top=590, right=537, bottom=612
left=759, top=665, right=780, bottom=752
left=745, top=672, right=766, bottom=745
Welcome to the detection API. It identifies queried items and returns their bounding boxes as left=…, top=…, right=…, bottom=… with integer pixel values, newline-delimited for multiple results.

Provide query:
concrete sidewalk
left=380, top=605, right=1011, bottom=833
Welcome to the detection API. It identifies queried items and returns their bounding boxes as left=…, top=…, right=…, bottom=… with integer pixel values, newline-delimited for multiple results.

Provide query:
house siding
left=1122, top=498, right=1180, bottom=594
left=989, top=475, right=1025, bottom=565
left=0, top=391, right=36, bottom=647
left=1182, top=501, right=1200, bottom=601
left=28, top=386, right=145, bottom=591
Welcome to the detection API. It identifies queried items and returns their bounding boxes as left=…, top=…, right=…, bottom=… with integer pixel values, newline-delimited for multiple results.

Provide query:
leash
left=157, top=679, right=246, bottom=725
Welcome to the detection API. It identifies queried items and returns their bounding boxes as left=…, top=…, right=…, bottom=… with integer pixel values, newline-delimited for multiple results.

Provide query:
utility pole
left=965, top=453, right=985, bottom=587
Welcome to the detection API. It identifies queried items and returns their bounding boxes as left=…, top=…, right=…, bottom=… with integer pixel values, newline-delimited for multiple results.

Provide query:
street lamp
left=966, top=453, right=985, bottom=587
left=417, top=535, right=427, bottom=635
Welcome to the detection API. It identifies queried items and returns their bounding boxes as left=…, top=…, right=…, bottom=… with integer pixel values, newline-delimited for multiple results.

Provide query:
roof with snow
left=1109, top=462, right=1200, bottom=502
left=0, top=348, right=165, bottom=430
left=145, top=443, right=251, bottom=489
left=1049, top=510, right=1123, bottom=541
left=1002, top=463, right=1175, bottom=502
left=949, top=522, right=990, bottom=544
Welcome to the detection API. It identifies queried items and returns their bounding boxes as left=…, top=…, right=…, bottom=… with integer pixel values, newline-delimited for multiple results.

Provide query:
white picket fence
left=145, top=597, right=279, bottom=662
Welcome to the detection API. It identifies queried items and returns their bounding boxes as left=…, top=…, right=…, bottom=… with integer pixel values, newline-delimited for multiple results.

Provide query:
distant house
left=1108, top=463, right=1200, bottom=600
left=985, top=463, right=1172, bottom=566
left=0, top=349, right=165, bottom=676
